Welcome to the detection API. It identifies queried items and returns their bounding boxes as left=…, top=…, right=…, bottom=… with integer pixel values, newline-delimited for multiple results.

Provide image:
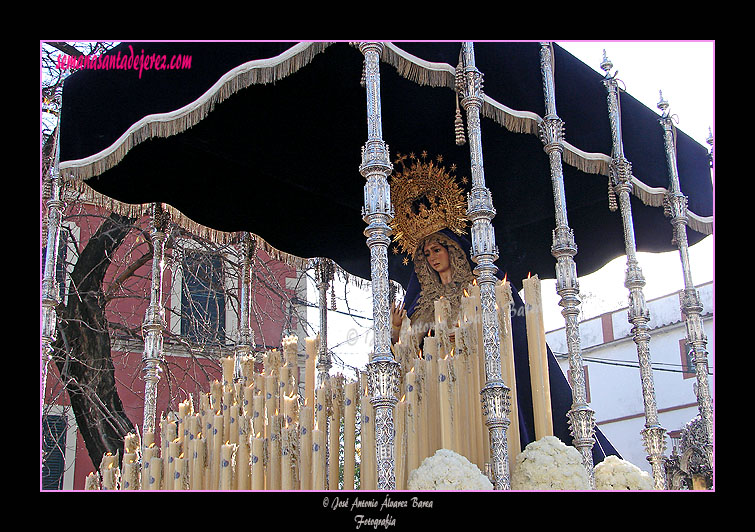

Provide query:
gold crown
left=390, top=151, right=468, bottom=259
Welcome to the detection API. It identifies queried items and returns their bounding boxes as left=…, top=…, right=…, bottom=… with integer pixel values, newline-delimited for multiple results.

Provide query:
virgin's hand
left=391, top=301, right=407, bottom=328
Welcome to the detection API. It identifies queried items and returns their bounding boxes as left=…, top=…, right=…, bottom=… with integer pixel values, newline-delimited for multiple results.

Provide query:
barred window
left=180, top=250, right=226, bottom=345
left=42, top=414, right=68, bottom=490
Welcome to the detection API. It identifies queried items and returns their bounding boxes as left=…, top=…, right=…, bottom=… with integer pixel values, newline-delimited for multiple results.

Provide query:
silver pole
left=142, top=203, right=168, bottom=436
left=538, top=42, right=597, bottom=487
left=459, top=41, right=512, bottom=490
left=235, top=233, right=256, bottom=383
left=314, top=258, right=334, bottom=387
left=358, top=41, right=401, bottom=490
left=41, top=123, right=65, bottom=396
left=657, top=93, right=713, bottom=472
left=601, top=52, right=667, bottom=489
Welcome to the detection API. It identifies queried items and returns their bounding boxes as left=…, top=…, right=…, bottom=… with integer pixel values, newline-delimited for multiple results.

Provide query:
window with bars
left=42, top=414, right=68, bottom=490
left=679, top=338, right=695, bottom=379
left=180, top=250, right=226, bottom=345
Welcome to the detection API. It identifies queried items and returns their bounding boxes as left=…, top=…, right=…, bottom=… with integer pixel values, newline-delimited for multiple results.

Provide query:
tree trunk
left=52, top=212, right=137, bottom=468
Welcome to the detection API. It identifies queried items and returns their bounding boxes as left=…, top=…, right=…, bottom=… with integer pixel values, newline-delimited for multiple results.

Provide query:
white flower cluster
left=407, top=449, right=494, bottom=490
left=594, top=455, right=654, bottom=490
left=510, top=436, right=591, bottom=490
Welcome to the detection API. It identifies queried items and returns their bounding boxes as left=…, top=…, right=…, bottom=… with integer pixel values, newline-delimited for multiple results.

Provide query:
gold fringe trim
left=60, top=42, right=333, bottom=181
left=687, top=213, right=713, bottom=236
left=64, top=177, right=313, bottom=269
left=379, top=42, right=712, bottom=235
left=63, top=177, right=383, bottom=284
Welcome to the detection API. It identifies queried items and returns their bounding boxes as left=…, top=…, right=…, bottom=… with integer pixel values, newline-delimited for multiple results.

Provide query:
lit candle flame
left=463, top=288, right=469, bottom=297
left=503, top=272, right=508, bottom=284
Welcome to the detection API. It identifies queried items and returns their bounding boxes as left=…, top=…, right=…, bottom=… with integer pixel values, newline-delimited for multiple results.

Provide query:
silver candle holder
left=141, top=203, right=169, bottom=436
left=42, top=123, right=65, bottom=396
left=459, top=42, right=512, bottom=490
left=657, top=94, right=713, bottom=477
left=314, top=258, right=335, bottom=387
left=358, top=41, right=401, bottom=491
left=538, top=42, right=597, bottom=488
left=601, top=51, right=667, bottom=489
left=234, top=233, right=256, bottom=384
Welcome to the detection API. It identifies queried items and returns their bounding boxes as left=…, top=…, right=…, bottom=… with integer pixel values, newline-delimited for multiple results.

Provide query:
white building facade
left=545, top=281, right=714, bottom=474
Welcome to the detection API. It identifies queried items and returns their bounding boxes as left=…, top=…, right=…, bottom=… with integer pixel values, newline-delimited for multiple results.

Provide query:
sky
left=316, top=41, right=715, bottom=374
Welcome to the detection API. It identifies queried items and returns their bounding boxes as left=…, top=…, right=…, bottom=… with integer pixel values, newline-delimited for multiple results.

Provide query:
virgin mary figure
left=388, top=152, right=619, bottom=464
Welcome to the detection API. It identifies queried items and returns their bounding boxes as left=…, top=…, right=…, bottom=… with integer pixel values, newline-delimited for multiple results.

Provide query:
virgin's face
left=423, top=240, right=451, bottom=275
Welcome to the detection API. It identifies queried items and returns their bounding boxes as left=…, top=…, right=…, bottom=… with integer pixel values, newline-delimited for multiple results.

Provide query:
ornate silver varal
left=235, top=233, right=256, bottom=383
left=601, top=52, right=667, bottom=489
left=358, top=41, right=401, bottom=490
left=459, top=42, right=512, bottom=490
left=41, top=122, right=65, bottom=396
left=658, top=94, right=713, bottom=474
left=538, top=42, right=597, bottom=488
left=141, top=203, right=169, bottom=436
left=314, top=258, right=335, bottom=387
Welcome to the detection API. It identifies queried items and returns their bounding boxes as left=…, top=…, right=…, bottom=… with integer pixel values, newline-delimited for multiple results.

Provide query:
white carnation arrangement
left=594, top=455, right=653, bottom=490
left=510, top=436, right=591, bottom=490
left=407, top=449, right=493, bottom=490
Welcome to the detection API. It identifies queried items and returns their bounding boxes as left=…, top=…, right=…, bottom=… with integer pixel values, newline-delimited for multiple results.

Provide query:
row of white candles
left=85, top=336, right=367, bottom=490
left=390, top=274, right=554, bottom=484
left=84, top=275, right=553, bottom=490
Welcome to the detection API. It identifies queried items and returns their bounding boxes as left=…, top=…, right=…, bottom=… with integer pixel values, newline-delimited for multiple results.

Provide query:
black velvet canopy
left=57, top=41, right=713, bottom=290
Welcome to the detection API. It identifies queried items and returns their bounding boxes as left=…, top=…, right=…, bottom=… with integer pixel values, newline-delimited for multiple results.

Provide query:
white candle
left=175, top=454, right=188, bottom=490
left=220, top=443, right=235, bottom=490
left=122, top=457, right=138, bottom=490
left=236, top=417, right=251, bottom=490
left=360, top=385, right=375, bottom=490
left=438, top=357, right=453, bottom=451
left=269, top=414, right=281, bottom=490
left=342, top=382, right=357, bottom=490
left=252, top=434, right=264, bottom=490
left=522, top=274, right=553, bottom=440
left=312, top=428, right=325, bottom=490
left=281, top=426, right=292, bottom=491
left=141, top=443, right=158, bottom=490
left=101, top=462, right=117, bottom=490
left=395, top=398, right=406, bottom=490
left=212, top=412, right=224, bottom=490
left=229, top=404, right=239, bottom=445
left=299, top=404, right=313, bottom=491
left=222, top=356, right=235, bottom=390
left=305, top=337, right=317, bottom=410
left=148, top=456, right=162, bottom=490
left=496, top=278, right=521, bottom=457
left=192, top=436, right=205, bottom=491
left=405, top=369, right=419, bottom=476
